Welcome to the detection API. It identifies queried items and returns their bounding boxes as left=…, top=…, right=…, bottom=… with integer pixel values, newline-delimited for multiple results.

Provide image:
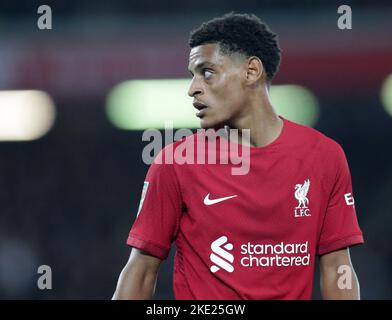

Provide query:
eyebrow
left=188, top=61, right=216, bottom=74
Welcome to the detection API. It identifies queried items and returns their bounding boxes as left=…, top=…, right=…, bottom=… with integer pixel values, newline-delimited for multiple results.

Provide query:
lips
left=193, top=101, right=208, bottom=110
left=193, top=101, right=208, bottom=118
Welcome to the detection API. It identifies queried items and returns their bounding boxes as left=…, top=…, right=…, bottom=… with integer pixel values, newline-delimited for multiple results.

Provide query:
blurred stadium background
left=0, top=0, right=391, bottom=299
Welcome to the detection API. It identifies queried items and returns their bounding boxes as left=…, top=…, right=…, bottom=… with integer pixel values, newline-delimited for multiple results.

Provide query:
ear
left=245, top=56, right=265, bottom=84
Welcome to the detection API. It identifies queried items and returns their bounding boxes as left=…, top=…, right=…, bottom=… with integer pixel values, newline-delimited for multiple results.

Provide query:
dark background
left=0, top=0, right=391, bottom=299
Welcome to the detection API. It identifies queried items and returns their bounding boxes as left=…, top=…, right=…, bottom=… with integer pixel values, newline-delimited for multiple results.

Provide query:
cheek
left=214, top=75, right=243, bottom=103
left=216, top=81, right=243, bottom=111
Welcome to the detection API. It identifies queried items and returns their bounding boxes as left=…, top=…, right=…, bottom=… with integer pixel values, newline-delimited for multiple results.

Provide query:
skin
left=187, top=43, right=283, bottom=147
left=112, top=43, right=360, bottom=300
left=112, top=248, right=161, bottom=300
left=320, top=248, right=360, bottom=299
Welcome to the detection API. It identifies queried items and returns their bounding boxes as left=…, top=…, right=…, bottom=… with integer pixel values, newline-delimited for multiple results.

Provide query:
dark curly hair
left=189, top=12, right=281, bottom=83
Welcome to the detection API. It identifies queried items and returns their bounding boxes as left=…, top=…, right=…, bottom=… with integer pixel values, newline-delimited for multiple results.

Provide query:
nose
left=187, top=77, right=203, bottom=98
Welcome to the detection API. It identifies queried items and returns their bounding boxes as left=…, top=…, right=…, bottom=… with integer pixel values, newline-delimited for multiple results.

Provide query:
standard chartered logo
left=240, top=241, right=310, bottom=267
left=210, top=236, right=234, bottom=273
left=209, top=237, right=311, bottom=273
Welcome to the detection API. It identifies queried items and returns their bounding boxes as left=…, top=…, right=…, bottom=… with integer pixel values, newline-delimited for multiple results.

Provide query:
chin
left=199, top=119, right=212, bottom=129
left=199, top=118, right=225, bottom=131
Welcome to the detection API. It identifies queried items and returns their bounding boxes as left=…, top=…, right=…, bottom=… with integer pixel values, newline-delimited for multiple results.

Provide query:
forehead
left=189, top=43, right=220, bottom=61
left=188, top=43, right=245, bottom=71
left=188, top=43, right=226, bottom=69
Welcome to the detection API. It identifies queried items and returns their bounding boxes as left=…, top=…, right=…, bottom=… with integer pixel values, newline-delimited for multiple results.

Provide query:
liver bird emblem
left=295, top=179, right=310, bottom=208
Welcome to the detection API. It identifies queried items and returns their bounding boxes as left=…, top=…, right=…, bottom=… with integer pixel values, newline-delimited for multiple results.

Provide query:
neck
left=225, top=87, right=283, bottom=148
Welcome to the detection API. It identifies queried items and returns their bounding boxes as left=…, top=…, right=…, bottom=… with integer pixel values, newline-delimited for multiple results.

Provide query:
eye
left=203, top=69, right=213, bottom=79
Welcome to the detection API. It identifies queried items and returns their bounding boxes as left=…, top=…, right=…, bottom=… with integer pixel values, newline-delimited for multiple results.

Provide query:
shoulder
left=284, top=118, right=344, bottom=156
left=285, top=119, right=351, bottom=189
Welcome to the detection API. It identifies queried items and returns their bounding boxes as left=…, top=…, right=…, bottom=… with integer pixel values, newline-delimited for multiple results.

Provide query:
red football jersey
left=127, top=116, right=364, bottom=299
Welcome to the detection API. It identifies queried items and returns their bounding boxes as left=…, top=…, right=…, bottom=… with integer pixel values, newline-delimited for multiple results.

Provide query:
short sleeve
left=317, top=143, right=364, bottom=256
left=127, top=150, right=183, bottom=260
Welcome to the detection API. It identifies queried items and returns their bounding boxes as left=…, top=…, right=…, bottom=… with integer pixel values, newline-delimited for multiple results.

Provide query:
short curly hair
left=189, top=12, right=282, bottom=83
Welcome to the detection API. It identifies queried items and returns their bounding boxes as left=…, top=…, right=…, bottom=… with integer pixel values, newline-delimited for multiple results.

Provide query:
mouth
left=193, top=101, right=209, bottom=118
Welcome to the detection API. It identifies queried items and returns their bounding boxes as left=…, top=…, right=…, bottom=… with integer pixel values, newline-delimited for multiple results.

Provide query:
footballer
left=113, top=13, right=364, bottom=300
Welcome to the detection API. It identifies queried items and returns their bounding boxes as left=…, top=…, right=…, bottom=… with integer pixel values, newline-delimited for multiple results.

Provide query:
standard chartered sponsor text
left=240, top=241, right=310, bottom=267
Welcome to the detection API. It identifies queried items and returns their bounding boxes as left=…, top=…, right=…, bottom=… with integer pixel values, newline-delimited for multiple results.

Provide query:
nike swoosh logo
left=204, top=193, right=237, bottom=205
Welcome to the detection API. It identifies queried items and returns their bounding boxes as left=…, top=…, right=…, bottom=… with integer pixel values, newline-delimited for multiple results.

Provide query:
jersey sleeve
left=317, top=143, right=364, bottom=256
left=127, top=149, right=183, bottom=260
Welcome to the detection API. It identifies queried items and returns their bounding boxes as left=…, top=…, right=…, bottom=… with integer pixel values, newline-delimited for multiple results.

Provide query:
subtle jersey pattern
left=127, top=117, right=364, bottom=299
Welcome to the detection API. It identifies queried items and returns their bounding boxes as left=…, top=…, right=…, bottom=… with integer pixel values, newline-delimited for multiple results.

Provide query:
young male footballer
left=113, top=13, right=364, bottom=300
